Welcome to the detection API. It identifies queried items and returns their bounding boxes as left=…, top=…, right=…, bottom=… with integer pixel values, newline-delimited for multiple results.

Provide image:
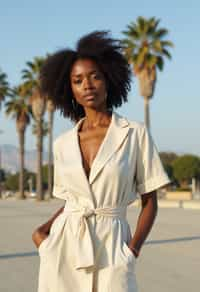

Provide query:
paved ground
left=0, top=198, right=199, bottom=292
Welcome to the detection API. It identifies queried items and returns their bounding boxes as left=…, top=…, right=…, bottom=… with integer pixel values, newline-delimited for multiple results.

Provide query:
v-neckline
left=75, top=111, right=113, bottom=182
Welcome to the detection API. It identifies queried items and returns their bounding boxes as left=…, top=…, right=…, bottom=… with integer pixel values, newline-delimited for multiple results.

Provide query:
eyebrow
left=71, top=70, right=99, bottom=78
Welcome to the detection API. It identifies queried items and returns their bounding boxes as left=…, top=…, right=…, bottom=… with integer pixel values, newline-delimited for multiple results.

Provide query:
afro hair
left=40, top=30, right=132, bottom=122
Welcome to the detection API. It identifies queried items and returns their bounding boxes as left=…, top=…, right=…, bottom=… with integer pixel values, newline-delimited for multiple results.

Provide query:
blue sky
left=0, top=0, right=199, bottom=156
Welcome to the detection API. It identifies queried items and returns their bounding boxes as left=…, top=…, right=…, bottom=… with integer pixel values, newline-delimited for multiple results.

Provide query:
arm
left=32, top=205, right=65, bottom=248
left=128, top=190, right=158, bottom=258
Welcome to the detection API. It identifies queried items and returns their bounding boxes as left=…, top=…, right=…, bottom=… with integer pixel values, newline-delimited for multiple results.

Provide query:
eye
left=73, top=79, right=82, bottom=84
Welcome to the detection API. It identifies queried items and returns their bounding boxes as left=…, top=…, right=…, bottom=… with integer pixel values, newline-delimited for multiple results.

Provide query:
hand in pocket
left=32, top=229, right=49, bottom=249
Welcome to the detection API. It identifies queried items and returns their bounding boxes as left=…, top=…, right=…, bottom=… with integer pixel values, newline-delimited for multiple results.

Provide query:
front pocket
left=109, top=242, right=138, bottom=292
left=38, top=236, right=50, bottom=256
left=38, top=214, right=68, bottom=258
left=120, top=241, right=136, bottom=265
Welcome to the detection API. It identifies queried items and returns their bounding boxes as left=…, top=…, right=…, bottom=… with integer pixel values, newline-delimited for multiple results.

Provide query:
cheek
left=71, top=84, right=81, bottom=100
left=98, top=81, right=107, bottom=95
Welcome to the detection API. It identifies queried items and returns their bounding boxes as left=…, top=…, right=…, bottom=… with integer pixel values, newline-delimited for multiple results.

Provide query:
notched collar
left=55, top=111, right=130, bottom=203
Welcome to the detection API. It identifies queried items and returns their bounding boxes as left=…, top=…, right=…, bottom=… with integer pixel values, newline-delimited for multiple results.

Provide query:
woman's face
left=70, top=58, right=107, bottom=111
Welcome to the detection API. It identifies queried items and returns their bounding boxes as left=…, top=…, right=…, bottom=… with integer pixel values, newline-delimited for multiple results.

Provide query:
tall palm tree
left=122, top=16, right=173, bottom=129
left=46, top=99, right=55, bottom=198
left=32, top=119, right=49, bottom=195
left=22, top=57, right=46, bottom=200
left=0, top=69, right=9, bottom=198
left=5, top=86, right=32, bottom=199
left=0, top=69, right=9, bottom=110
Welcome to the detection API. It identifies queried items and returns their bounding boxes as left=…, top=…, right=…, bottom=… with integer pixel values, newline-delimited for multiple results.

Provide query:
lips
left=85, top=95, right=95, bottom=100
left=83, top=93, right=97, bottom=100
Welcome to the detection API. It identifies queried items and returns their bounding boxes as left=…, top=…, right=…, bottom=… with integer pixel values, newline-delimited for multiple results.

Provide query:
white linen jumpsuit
left=37, top=111, right=170, bottom=292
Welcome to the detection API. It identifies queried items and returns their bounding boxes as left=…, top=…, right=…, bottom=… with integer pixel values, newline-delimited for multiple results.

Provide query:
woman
left=32, top=31, right=170, bottom=292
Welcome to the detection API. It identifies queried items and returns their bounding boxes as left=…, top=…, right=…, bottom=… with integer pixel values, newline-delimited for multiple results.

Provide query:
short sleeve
left=135, top=125, right=170, bottom=195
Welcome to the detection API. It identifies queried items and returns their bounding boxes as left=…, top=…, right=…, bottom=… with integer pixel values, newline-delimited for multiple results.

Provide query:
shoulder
left=128, top=120, right=149, bottom=147
left=116, top=112, right=151, bottom=146
left=128, top=119, right=145, bottom=131
left=114, top=111, right=148, bottom=142
left=114, top=111, right=144, bottom=130
left=53, top=128, right=74, bottom=153
left=119, top=113, right=146, bottom=136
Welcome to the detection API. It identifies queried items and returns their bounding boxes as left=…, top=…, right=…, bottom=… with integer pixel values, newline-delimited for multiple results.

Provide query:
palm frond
left=154, top=28, right=169, bottom=39
left=162, top=48, right=172, bottom=59
left=5, top=85, right=32, bottom=125
left=121, top=16, right=173, bottom=72
left=161, top=40, right=174, bottom=48
left=0, top=69, right=10, bottom=107
left=156, top=56, right=164, bottom=71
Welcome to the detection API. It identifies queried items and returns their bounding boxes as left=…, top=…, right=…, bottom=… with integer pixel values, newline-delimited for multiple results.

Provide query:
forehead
left=70, top=58, right=100, bottom=76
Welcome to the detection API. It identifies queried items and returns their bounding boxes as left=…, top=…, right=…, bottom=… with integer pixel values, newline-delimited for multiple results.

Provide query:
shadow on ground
left=1, top=235, right=200, bottom=259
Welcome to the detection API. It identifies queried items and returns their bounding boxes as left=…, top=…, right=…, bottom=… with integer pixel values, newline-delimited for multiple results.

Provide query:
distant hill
left=0, top=144, right=48, bottom=173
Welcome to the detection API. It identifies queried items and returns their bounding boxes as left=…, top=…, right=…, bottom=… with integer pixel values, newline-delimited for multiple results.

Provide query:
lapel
left=60, top=111, right=130, bottom=202
left=88, top=111, right=130, bottom=184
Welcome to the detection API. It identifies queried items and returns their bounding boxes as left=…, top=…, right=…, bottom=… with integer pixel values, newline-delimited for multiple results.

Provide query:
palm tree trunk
left=48, top=110, right=54, bottom=198
left=18, top=130, right=26, bottom=199
left=0, top=148, right=2, bottom=198
left=36, top=118, right=44, bottom=200
left=144, top=96, right=150, bottom=130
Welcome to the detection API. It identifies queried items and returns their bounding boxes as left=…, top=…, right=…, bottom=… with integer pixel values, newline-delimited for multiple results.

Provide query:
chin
left=83, top=100, right=106, bottom=110
left=84, top=100, right=98, bottom=107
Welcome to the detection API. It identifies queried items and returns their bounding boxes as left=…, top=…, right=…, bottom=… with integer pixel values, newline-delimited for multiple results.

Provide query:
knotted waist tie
left=63, top=204, right=127, bottom=270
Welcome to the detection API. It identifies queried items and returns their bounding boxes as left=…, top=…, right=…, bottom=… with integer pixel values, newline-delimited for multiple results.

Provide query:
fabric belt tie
left=63, top=204, right=127, bottom=270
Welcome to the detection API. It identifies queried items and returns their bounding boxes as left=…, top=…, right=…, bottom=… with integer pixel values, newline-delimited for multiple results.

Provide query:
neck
left=83, top=108, right=112, bottom=129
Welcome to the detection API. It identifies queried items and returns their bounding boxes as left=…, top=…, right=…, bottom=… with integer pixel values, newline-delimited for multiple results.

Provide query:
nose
left=83, top=77, right=94, bottom=90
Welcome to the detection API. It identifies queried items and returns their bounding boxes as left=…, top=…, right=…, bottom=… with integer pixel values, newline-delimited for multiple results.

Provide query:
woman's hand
left=32, top=205, right=65, bottom=248
left=128, top=245, right=139, bottom=258
left=32, top=228, right=48, bottom=249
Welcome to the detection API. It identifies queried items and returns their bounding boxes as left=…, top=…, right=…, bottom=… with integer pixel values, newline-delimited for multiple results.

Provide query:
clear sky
left=0, top=0, right=199, bottom=156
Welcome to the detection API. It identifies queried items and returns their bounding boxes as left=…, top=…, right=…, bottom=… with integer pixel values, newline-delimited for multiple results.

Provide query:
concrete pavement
left=0, top=198, right=199, bottom=292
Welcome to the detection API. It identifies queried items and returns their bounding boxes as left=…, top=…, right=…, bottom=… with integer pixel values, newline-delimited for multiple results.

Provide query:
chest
left=78, top=127, right=108, bottom=178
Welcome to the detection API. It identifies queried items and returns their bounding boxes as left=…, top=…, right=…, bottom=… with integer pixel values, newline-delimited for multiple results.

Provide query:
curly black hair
left=40, top=31, right=132, bottom=123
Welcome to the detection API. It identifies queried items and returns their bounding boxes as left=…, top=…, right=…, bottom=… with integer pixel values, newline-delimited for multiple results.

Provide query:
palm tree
left=122, top=16, right=173, bottom=129
left=32, top=120, right=49, bottom=137
left=0, top=69, right=9, bottom=110
left=46, top=99, right=55, bottom=198
left=22, top=57, right=46, bottom=200
left=5, top=86, right=32, bottom=199
left=0, top=69, right=9, bottom=198
left=32, top=119, right=50, bottom=196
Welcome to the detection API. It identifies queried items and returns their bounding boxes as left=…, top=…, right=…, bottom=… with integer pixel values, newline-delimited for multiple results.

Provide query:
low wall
left=165, top=191, right=192, bottom=201
left=131, top=199, right=200, bottom=210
